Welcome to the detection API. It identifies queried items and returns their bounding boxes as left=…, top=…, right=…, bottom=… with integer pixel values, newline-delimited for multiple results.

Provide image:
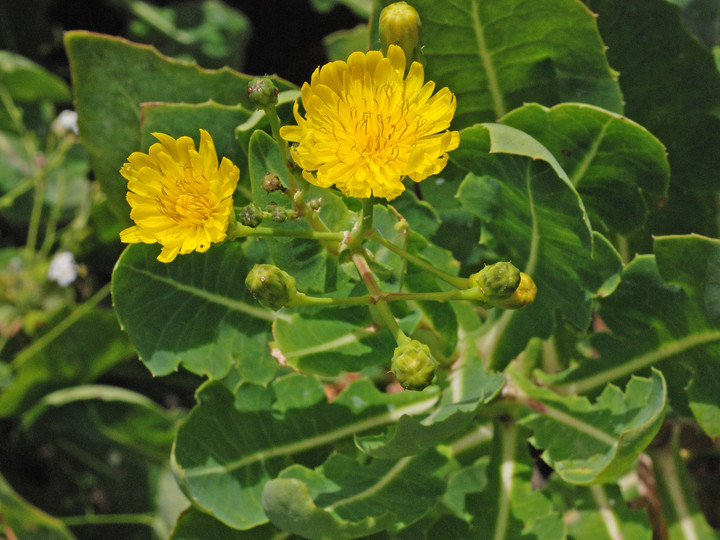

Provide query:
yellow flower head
left=119, top=130, right=240, bottom=263
left=280, top=45, right=460, bottom=200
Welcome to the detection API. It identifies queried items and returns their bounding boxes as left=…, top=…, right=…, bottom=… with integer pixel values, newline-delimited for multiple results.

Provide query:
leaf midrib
left=182, top=396, right=438, bottom=478
left=123, top=264, right=289, bottom=323
left=471, top=0, right=506, bottom=119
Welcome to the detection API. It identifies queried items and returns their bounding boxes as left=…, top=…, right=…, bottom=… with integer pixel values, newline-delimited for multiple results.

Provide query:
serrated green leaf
left=512, top=368, right=667, bottom=484
left=273, top=307, right=395, bottom=376
left=112, top=241, right=280, bottom=379
left=500, top=102, right=670, bottom=234
left=372, top=0, right=623, bottom=129
left=549, top=480, right=652, bottom=540
left=442, top=456, right=489, bottom=520
left=454, top=123, right=621, bottom=369
left=549, top=235, right=720, bottom=437
left=355, top=349, right=504, bottom=459
left=585, top=0, right=720, bottom=192
left=0, top=472, right=76, bottom=540
left=469, top=420, right=566, bottom=539
left=263, top=450, right=447, bottom=538
left=64, top=31, right=293, bottom=218
left=172, top=374, right=440, bottom=530
left=170, top=507, right=281, bottom=539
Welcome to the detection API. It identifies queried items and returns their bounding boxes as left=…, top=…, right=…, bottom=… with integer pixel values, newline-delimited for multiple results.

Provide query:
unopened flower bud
left=307, top=198, right=322, bottom=211
left=239, top=203, right=264, bottom=228
left=379, top=2, right=422, bottom=63
left=247, top=77, right=279, bottom=109
left=495, top=272, right=537, bottom=309
left=245, top=264, right=298, bottom=311
left=266, top=202, right=288, bottom=223
left=390, top=339, right=437, bottom=391
left=469, top=261, right=521, bottom=300
left=262, top=172, right=285, bottom=193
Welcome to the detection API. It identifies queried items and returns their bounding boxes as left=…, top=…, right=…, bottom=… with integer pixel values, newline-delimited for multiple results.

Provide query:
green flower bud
left=307, top=198, right=322, bottom=211
left=266, top=202, right=288, bottom=223
left=239, top=203, right=264, bottom=228
left=379, top=2, right=422, bottom=63
left=390, top=339, right=437, bottom=391
left=247, top=77, right=279, bottom=109
left=262, top=172, right=285, bottom=193
left=469, top=261, right=521, bottom=300
left=245, top=264, right=298, bottom=311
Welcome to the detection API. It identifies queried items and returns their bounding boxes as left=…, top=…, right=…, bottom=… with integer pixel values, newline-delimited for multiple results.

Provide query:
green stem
left=233, top=223, right=344, bottom=242
left=368, top=230, right=470, bottom=289
left=293, top=286, right=487, bottom=307
left=25, top=168, right=45, bottom=259
left=351, top=250, right=409, bottom=346
left=60, top=512, right=156, bottom=527
left=11, top=282, right=112, bottom=371
left=264, top=105, right=298, bottom=192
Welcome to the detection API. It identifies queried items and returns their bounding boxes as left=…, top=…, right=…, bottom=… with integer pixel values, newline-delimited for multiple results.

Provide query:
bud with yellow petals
left=379, top=2, right=422, bottom=65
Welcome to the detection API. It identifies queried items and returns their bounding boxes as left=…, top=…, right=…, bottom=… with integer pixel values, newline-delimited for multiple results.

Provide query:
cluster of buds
left=238, top=201, right=295, bottom=227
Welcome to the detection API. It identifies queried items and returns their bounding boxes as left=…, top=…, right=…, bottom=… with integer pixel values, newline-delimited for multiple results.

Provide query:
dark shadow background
left=0, top=0, right=363, bottom=85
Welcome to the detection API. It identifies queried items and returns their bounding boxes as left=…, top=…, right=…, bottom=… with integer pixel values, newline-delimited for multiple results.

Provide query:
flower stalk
left=351, top=250, right=409, bottom=346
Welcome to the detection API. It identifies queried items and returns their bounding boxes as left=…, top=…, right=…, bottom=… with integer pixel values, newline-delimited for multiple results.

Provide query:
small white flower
left=47, top=251, right=78, bottom=287
left=52, top=110, right=79, bottom=136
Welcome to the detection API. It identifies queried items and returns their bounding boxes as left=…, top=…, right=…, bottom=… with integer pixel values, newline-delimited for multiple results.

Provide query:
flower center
left=173, top=193, right=210, bottom=224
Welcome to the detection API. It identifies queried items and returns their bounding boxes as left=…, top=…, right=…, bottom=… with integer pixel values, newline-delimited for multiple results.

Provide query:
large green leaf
left=272, top=307, right=397, bottom=376
left=454, top=123, right=622, bottom=369
left=262, top=451, right=447, bottom=538
left=172, top=374, right=440, bottom=530
left=372, top=0, right=623, bottom=128
left=500, top=103, right=670, bottom=234
left=469, top=420, right=566, bottom=539
left=549, top=235, right=720, bottom=437
left=511, top=368, right=667, bottom=484
left=0, top=472, right=76, bottom=540
left=585, top=0, right=720, bottom=192
left=112, top=241, right=279, bottom=379
left=64, top=31, right=293, bottom=218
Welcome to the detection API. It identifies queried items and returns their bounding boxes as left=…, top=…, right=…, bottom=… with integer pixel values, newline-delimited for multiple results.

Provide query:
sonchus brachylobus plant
left=60, top=0, right=720, bottom=538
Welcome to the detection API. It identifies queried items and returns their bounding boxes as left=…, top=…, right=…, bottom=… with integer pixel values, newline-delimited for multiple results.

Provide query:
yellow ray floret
left=280, top=44, right=460, bottom=200
left=119, top=129, right=240, bottom=263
